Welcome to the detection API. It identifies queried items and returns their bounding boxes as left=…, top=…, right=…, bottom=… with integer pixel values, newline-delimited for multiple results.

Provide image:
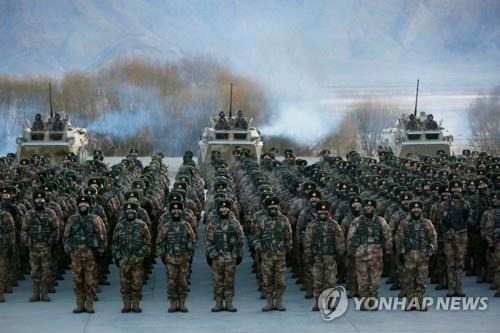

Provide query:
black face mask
left=79, top=205, right=89, bottom=216
left=35, top=202, right=45, bottom=211
left=411, top=212, right=421, bottom=220
left=451, top=192, right=461, bottom=199
left=268, top=208, right=278, bottom=217
left=318, top=212, right=328, bottom=221
left=218, top=210, right=229, bottom=218
left=478, top=187, right=487, bottom=194
left=352, top=209, right=361, bottom=217
left=363, top=207, right=374, bottom=218
left=402, top=205, right=410, bottom=212
left=172, top=212, right=181, bottom=221
left=126, top=212, right=136, bottom=221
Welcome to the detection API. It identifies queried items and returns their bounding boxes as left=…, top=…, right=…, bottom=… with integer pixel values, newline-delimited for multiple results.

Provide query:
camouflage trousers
left=345, top=254, right=358, bottom=295
left=119, top=257, right=145, bottom=299
left=301, top=253, right=313, bottom=293
left=260, top=253, right=286, bottom=298
left=471, top=233, right=487, bottom=280
left=355, top=251, right=383, bottom=298
left=0, top=249, right=8, bottom=294
left=493, top=242, right=500, bottom=293
left=166, top=261, right=190, bottom=300
left=71, top=258, right=97, bottom=298
left=443, top=231, right=467, bottom=294
left=211, top=260, right=236, bottom=298
left=29, top=243, right=52, bottom=285
left=430, top=239, right=446, bottom=286
left=403, top=251, right=430, bottom=298
left=311, top=255, right=337, bottom=298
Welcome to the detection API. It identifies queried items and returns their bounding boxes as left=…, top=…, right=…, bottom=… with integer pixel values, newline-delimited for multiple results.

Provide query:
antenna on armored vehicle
left=229, top=83, right=233, bottom=118
left=49, top=82, right=54, bottom=118
left=414, top=79, right=419, bottom=116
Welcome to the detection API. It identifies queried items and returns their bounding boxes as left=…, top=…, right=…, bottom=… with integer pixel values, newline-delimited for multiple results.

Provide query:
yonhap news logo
left=318, top=288, right=489, bottom=321
left=318, top=286, right=349, bottom=321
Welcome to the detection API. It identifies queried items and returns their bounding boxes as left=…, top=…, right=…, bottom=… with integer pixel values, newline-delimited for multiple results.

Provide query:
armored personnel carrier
left=379, top=111, right=454, bottom=159
left=16, top=111, right=89, bottom=165
left=198, top=113, right=263, bottom=176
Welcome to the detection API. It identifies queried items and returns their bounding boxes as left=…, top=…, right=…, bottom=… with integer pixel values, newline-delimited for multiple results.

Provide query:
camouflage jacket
left=21, top=208, right=59, bottom=247
left=63, top=213, right=106, bottom=259
left=112, top=218, right=151, bottom=261
left=0, top=210, right=15, bottom=249
left=205, top=215, right=244, bottom=262
left=304, top=218, right=345, bottom=258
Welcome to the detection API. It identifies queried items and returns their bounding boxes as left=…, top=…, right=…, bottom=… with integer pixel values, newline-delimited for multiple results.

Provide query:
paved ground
left=1, top=157, right=499, bottom=332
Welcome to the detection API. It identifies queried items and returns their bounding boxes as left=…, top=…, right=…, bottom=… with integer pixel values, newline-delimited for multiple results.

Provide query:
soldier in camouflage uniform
left=483, top=191, right=500, bottom=297
left=346, top=199, right=392, bottom=310
left=396, top=201, right=437, bottom=310
left=253, top=196, right=292, bottom=311
left=157, top=201, right=195, bottom=313
left=205, top=198, right=244, bottom=312
left=63, top=195, right=106, bottom=313
left=304, top=201, right=345, bottom=311
left=433, top=180, right=470, bottom=297
left=21, top=189, right=59, bottom=302
left=0, top=205, right=15, bottom=302
left=342, top=196, right=362, bottom=298
left=112, top=201, right=151, bottom=313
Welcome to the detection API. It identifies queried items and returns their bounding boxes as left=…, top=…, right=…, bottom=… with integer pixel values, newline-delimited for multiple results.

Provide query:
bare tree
left=467, top=86, right=500, bottom=155
left=347, top=101, right=399, bottom=156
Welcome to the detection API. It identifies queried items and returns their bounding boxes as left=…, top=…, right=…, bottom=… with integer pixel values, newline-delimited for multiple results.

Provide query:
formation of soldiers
left=1, top=146, right=499, bottom=314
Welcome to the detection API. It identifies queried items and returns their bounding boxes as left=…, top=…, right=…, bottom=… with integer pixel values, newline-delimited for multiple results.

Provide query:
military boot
left=168, top=298, right=178, bottom=313
left=312, top=297, right=320, bottom=312
left=86, top=297, right=95, bottom=313
left=211, top=297, right=223, bottom=312
left=455, top=276, right=466, bottom=297
left=41, top=285, right=51, bottom=302
left=131, top=297, right=142, bottom=313
left=275, top=296, right=286, bottom=311
left=178, top=297, right=188, bottom=313
left=29, top=283, right=40, bottom=302
left=417, top=293, right=427, bottom=311
left=73, top=296, right=85, bottom=313
left=121, top=296, right=131, bottom=313
left=262, top=296, right=273, bottom=312
left=225, top=296, right=237, bottom=312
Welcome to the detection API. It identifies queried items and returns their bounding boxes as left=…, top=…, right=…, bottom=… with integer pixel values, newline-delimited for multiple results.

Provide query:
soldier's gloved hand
left=115, top=259, right=120, bottom=268
left=161, top=257, right=166, bottom=265
left=236, top=256, right=242, bottom=266
left=206, top=256, right=213, bottom=267
left=308, top=256, right=314, bottom=265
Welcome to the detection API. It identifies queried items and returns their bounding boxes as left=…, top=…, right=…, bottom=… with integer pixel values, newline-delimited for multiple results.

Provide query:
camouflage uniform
left=112, top=204, right=151, bottom=313
left=64, top=207, right=106, bottom=313
left=205, top=201, right=244, bottom=312
left=483, top=201, right=500, bottom=296
left=21, top=197, right=59, bottom=302
left=0, top=210, right=15, bottom=302
left=435, top=197, right=470, bottom=296
left=304, top=201, right=345, bottom=311
left=253, top=205, right=292, bottom=311
left=157, top=206, right=195, bottom=312
left=396, top=203, right=437, bottom=310
left=347, top=206, right=392, bottom=309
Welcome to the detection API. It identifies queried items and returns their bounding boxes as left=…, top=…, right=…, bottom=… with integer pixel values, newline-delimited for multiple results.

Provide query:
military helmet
left=308, top=190, right=321, bottom=200
left=399, top=191, right=413, bottom=202
left=350, top=196, right=362, bottom=205
left=76, top=195, right=92, bottom=206
left=362, top=198, right=377, bottom=208
left=216, top=198, right=232, bottom=210
left=315, top=200, right=330, bottom=212
left=33, top=189, right=46, bottom=201
left=123, top=201, right=139, bottom=211
left=264, top=196, right=280, bottom=208
left=169, top=201, right=184, bottom=211
left=409, top=201, right=423, bottom=210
